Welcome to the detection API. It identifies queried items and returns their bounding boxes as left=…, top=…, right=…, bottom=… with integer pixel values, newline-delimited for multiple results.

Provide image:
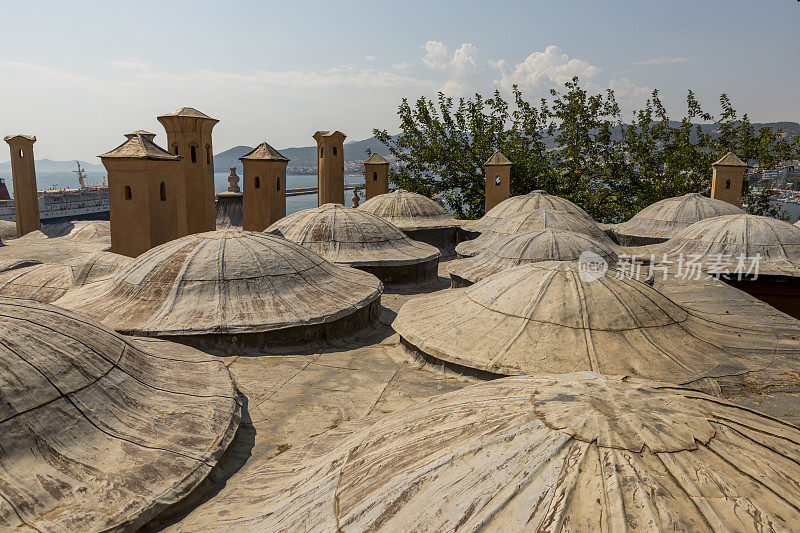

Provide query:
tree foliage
left=373, top=77, right=799, bottom=222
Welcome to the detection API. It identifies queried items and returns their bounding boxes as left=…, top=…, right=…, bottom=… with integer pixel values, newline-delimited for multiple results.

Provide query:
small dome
left=0, top=220, right=15, bottom=241
left=456, top=209, right=612, bottom=257
left=22, top=220, right=111, bottom=242
left=394, top=261, right=798, bottom=383
left=53, top=231, right=382, bottom=346
left=0, top=251, right=130, bottom=302
left=448, top=229, right=618, bottom=286
left=268, top=203, right=440, bottom=284
left=176, top=373, right=800, bottom=532
left=614, top=193, right=744, bottom=245
left=357, top=189, right=457, bottom=230
left=649, top=214, right=800, bottom=276
left=463, top=190, right=594, bottom=233
left=0, top=297, right=239, bottom=531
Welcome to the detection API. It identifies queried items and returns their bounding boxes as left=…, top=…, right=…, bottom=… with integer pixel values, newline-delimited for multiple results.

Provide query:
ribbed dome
left=614, top=193, right=744, bottom=245
left=54, top=230, right=382, bottom=341
left=174, top=373, right=800, bottom=532
left=394, top=261, right=798, bottom=382
left=649, top=214, right=800, bottom=276
left=22, top=220, right=111, bottom=242
left=456, top=209, right=612, bottom=257
left=448, top=229, right=618, bottom=286
left=268, top=204, right=440, bottom=284
left=463, top=189, right=594, bottom=233
left=0, top=297, right=240, bottom=532
left=357, top=189, right=457, bottom=230
left=0, top=251, right=130, bottom=302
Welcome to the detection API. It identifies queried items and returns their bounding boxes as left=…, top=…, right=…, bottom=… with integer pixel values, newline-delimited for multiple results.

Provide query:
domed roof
left=463, top=190, right=594, bottom=233
left=268, top=203, right=439, bottom=267
left=357, top=189, right=458, bottom=230
left=615, top=193, right=744, bottom=242
left=456, top=209, right=613, bottom=257
left=0, top=297, right=239, bottom=531
left=0, top=220, right=14, bottom=241
left=448, top=229, right=618, bottom=285
left=393, top=261, right=798, bottom=383
left=649, top=214, right=800, bottom=276
left=175, top=373, right=800, bottom=532
left=53, top=230, right=382, bottom=337
left=21, top=220, right=111, bottom=242
left=0, top=251, right=130, bottom=302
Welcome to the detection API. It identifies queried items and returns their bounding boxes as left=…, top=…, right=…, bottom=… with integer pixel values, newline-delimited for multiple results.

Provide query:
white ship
left=0, top=162, right=110, bottom=222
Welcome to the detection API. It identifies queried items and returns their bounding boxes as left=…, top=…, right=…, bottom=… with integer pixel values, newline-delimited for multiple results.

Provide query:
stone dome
left=613, top=193, right=744, bottom=245
left=649, top=214, right=800, bottom=276
left=456, top=209, right=613, bottom=257
left=174, top=373, right=800, bottom=532
left=0, top=251, right=130, bottom=302
left=268, top=203, right=440, bottom=284
left=53, top=230, right=383, bottom=350
left=393, top=261, right=799, bottom=384
left=0, top=219, right=15, bottom=241
left=448, top=229, right=618, bottom=286
left=357, top=189, right=457, bottom=231
left=0, top=297, right=240, bottom=532
left=22, top=220, right=112, bottom=242
left=462, top=189, right=594, bottom=233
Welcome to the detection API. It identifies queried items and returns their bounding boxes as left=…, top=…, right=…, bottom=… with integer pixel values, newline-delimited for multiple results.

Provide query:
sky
left=0, top=0, right=798, bottom=162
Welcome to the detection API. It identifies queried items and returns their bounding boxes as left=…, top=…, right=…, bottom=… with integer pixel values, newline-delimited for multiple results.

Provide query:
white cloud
left=422, top=40, right=450, bottom=70
left=609, top=76, right=653, bottom=109
left=633, top=57, right=689, bottom=66
left=492, top=45, right=601, bottom=92
left=391, top=61, right=414, bottom=74
left=365, top=55, right=377, bottom=61
left=421, top=41, right=480, bottom=95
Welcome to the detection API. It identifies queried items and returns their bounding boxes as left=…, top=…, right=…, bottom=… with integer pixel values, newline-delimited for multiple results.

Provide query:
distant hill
left=214, top=136, right=397, bottom=175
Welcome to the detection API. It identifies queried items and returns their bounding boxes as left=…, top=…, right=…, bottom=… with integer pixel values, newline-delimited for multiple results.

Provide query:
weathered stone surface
left=0, top=220, right=15, bottom=241
left=22, top=220, right=112, bottom=242
left=0, top=250, right=130, bottom=302
left=268, top=203, right=440, bottom=284
left=357, top=189, right=457, bottom=231
left=169, top=373, right=800, bottom=532
left=647, top=213, right=800, bottom=276
left=448, top=229, right=618, bottom=286
left=53, top=230, right=383, bottom=347
left=215, top=192, right=243, bottom=229
left=0, top=297, right=240, bottom=532
left=614, top=193, right=744, bottom=246
left=394, top=260, right=800, bottom=387
left=456, top=209, right=613, bottom=257
left=462, top=189, right=595, bottom=234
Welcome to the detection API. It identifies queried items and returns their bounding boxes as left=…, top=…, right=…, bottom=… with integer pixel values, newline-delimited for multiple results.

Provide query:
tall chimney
left=313, top=131, right=346, bottom=205
left=364, top=153, right=389, bottom=200
left=484, top=149, right=512, bottom=213
left=241, top=142, right=289, bottom=231
left=711, top=152, right=747, bottom=207
left=157, top=107, right=219, bottom=235
left=4, top=135, right=40, bottom=237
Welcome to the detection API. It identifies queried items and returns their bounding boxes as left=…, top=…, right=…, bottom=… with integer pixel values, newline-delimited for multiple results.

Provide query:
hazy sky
left=0, top=0, right=797, bottom=162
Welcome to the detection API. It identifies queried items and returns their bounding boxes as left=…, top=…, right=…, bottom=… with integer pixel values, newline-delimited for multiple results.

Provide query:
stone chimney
left=364, top=153, right=389, bottom=200
left=157, top=107, right=219, bottom=235
left=313, top=131, right=346, bottom=205
left=711, top=152, right=747, bottom=207
left=241, top=142, right=289, bottom=231
left=4, top=135, right=40, bottom=237
left=484, top=150, right=512, bottom=212
left=99, top=132, right=181, bottom=257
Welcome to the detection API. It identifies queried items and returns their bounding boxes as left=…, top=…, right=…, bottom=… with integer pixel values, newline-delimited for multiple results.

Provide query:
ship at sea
left=0, top=162, right=110, bottom=222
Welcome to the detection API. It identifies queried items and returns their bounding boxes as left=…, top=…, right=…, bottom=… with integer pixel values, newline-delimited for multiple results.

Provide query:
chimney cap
left=124, top=130, right=157, bottom=141
left=364, top=153, right=389, bottom=165
left=4, top=134, right=36, bottom=143
left=712, top=152, right=746, bottom=167
left=313, top=130, right=346, bottom=142
left=239, top=142, right=289, bottom=162
left=99, top=133, right=181, bottom=161
left=484, top=149, right=512, bottom=166
left=157, top=107, right=219, bottom=124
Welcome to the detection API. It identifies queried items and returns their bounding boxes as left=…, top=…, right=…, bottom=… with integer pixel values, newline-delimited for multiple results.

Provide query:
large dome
left=614, top=193, right=744, bottom=245
left=54, top=230, right=383, bottom=348
left=462, top=189, right=594, bottom=233
left=448, top=229, right=618, bottom=286
left=0, top=297, right=240, bottom=531
left=357, top=189, right=457, bottom=230
left=173, top=373, right=800, bottom=532
left=393, top=261, right=799, bottom=384
left=649, top=214, right=800, bottom=276
left=268, top=203, right=440, bottom=284
left=0, top=251, right=129, bottom=302
left=456, top=209, right=613, bottom=257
